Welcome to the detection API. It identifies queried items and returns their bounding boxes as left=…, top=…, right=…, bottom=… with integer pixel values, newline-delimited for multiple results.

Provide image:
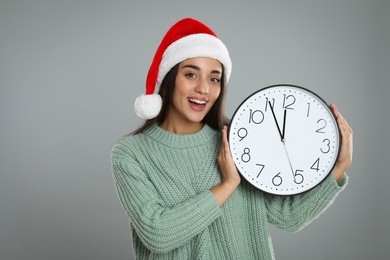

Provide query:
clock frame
left=228, top=84, right=340, bottom=195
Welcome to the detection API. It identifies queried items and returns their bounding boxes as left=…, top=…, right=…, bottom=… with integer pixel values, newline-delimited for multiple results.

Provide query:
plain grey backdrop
left=1, top=0, right=389, bottom=259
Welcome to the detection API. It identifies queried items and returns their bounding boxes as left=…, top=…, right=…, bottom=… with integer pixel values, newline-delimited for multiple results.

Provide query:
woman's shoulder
left=111, top=131, right=148, bottom=161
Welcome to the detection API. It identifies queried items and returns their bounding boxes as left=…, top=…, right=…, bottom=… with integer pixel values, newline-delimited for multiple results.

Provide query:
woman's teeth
left=188, top=99, right=206, bottom=105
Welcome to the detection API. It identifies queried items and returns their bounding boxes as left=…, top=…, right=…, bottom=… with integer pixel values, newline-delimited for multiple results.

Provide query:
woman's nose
left=195, top=79, right=209, bottom=94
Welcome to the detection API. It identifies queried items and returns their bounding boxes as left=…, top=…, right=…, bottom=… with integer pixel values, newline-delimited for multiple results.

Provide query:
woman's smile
left=188, top=97, right=208, bottom=111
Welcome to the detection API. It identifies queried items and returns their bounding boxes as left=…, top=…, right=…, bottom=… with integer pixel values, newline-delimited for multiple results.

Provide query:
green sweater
left=111, top=124, right=347, bottom=260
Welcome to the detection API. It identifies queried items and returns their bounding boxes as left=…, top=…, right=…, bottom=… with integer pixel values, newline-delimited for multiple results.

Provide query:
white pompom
left=134, top=94, right=163, bottom=119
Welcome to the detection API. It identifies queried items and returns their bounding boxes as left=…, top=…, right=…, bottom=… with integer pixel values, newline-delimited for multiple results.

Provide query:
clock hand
left=282, top=109, right=286, bottom=142
left=268, top=101, right=283, bottom=141
left=269, top=103, right=295, bottom=179
left=282, top=142, right=295, bottom=179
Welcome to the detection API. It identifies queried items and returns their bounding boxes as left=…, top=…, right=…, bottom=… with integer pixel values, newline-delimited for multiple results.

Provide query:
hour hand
left=268, top=101, right=283, bottom=141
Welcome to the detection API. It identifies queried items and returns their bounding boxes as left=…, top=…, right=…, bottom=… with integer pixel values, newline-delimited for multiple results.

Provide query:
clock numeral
left=315, top=119, right=327, bottom=134
left=256, top=164, right=265, bottom=178
left=320, top=139, right=331, bottom=154
left=241, top=147, right=251, bottom=163
left=310, top=158, right=320, bottom=172
left=283, top=94, right=296, bottom=110
left=265, top=98, right=275, bottom=112
left=272, top=172, right=283, bottom=186
left=294, top=169, right=304, bottom=184
left=306, top=103, right=311, bottom=117
left=237, top=127, right=248, bottom=141
left=249, top=109, right=264, bottom=124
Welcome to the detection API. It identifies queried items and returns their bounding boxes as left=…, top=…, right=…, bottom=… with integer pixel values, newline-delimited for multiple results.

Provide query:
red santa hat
left=134, top=18, right=232, bottom=119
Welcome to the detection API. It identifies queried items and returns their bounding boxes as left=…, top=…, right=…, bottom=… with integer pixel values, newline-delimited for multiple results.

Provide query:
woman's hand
left=211, top=126, right=241, bottom=206
left=330, top=103, right=353, bottom=181
left=217, top=126, right=241, bottom=186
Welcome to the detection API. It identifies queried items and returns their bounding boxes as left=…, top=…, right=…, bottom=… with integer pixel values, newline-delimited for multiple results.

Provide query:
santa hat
left=134, top=18, right=232, bottom=119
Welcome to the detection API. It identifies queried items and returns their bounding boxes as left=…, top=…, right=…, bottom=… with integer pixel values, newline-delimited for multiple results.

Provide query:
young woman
left=111, top=18, right=353, bottom=260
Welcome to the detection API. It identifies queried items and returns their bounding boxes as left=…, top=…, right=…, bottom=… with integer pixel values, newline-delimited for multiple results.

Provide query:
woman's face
left=162, top=57, right=222, bottom=133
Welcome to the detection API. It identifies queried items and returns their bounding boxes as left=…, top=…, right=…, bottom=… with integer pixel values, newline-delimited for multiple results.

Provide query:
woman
left=111, top=18, right=353, bottom=260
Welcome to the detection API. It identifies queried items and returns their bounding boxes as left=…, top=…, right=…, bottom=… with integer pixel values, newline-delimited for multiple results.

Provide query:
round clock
left=228, top=84, right=340, bottom=195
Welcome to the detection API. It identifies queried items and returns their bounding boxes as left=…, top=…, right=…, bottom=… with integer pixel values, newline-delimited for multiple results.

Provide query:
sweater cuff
left=320, top=172, right=348, bottom=199
left=336, top=174, right=348, bottom=188
left=310, top=173, right=347, bottom=208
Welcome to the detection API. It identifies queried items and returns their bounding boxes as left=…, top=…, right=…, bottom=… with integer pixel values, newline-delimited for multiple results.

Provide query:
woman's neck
left=160, top=118, right=204, bottom=135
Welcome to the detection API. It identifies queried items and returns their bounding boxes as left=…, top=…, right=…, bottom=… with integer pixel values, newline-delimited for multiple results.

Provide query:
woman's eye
left=185, top=73, right=196, bottom=78
left=211, top=78, right=221, bottom=84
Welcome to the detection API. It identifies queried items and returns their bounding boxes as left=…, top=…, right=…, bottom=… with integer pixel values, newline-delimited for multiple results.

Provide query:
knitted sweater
left=111, top=124, right=347, bottom=260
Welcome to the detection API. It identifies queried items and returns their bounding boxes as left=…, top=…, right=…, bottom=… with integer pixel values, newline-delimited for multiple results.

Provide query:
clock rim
left=227, top=84, right=341, bottom=196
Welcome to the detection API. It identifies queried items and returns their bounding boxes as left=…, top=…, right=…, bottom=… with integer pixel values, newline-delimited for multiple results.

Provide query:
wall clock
left=228, top=84, right=340, bottom=195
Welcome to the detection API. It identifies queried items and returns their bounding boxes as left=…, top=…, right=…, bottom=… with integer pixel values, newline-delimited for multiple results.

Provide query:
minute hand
left=281, top=109, right=286, bottom=141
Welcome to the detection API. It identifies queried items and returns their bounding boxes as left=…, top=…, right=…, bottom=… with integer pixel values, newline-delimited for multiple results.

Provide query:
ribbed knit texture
left=111, top=124, right=347, bottom=260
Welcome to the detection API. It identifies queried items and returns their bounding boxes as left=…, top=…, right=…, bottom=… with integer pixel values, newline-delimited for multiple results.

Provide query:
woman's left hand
left=330, top=103, right=353, bottom=181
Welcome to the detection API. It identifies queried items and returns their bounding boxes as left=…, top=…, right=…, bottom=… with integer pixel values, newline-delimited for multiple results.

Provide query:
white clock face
left=228, top=85, right=340, bottom=195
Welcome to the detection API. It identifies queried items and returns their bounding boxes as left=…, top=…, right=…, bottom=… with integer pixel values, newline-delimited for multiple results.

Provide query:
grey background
left=1, top=0, right=389, bottom=259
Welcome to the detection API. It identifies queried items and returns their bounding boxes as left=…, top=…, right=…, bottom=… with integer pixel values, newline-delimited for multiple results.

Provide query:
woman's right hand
left=217, top=126, right=241, bottom=186
left=211, top=126, right=241, bottom=206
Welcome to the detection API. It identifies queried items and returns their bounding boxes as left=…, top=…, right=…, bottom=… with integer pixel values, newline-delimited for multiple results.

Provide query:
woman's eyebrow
left=181, top=64, right=222, bottom=75
left=182, top=64, right=200, bottom=70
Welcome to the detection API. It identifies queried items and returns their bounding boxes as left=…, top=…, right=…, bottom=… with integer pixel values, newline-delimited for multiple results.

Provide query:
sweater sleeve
left=111, top=154, right=222, bottom=254
left=264, top=173, right=348, bottom=232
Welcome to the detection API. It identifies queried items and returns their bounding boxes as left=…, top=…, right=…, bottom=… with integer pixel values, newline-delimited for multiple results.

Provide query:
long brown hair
left=132, top=62, right=229, bottom=135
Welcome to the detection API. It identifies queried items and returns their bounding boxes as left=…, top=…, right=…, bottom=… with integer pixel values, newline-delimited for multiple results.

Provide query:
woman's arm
left=264, top=173, right=347, bottom=232
left=112, top=152, right=222, bottom=254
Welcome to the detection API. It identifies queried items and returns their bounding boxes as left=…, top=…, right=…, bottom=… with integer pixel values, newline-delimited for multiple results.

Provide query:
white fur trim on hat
left=156, top=33, right=232, bottom=89
left=134, top=94, right=163, bottom=119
